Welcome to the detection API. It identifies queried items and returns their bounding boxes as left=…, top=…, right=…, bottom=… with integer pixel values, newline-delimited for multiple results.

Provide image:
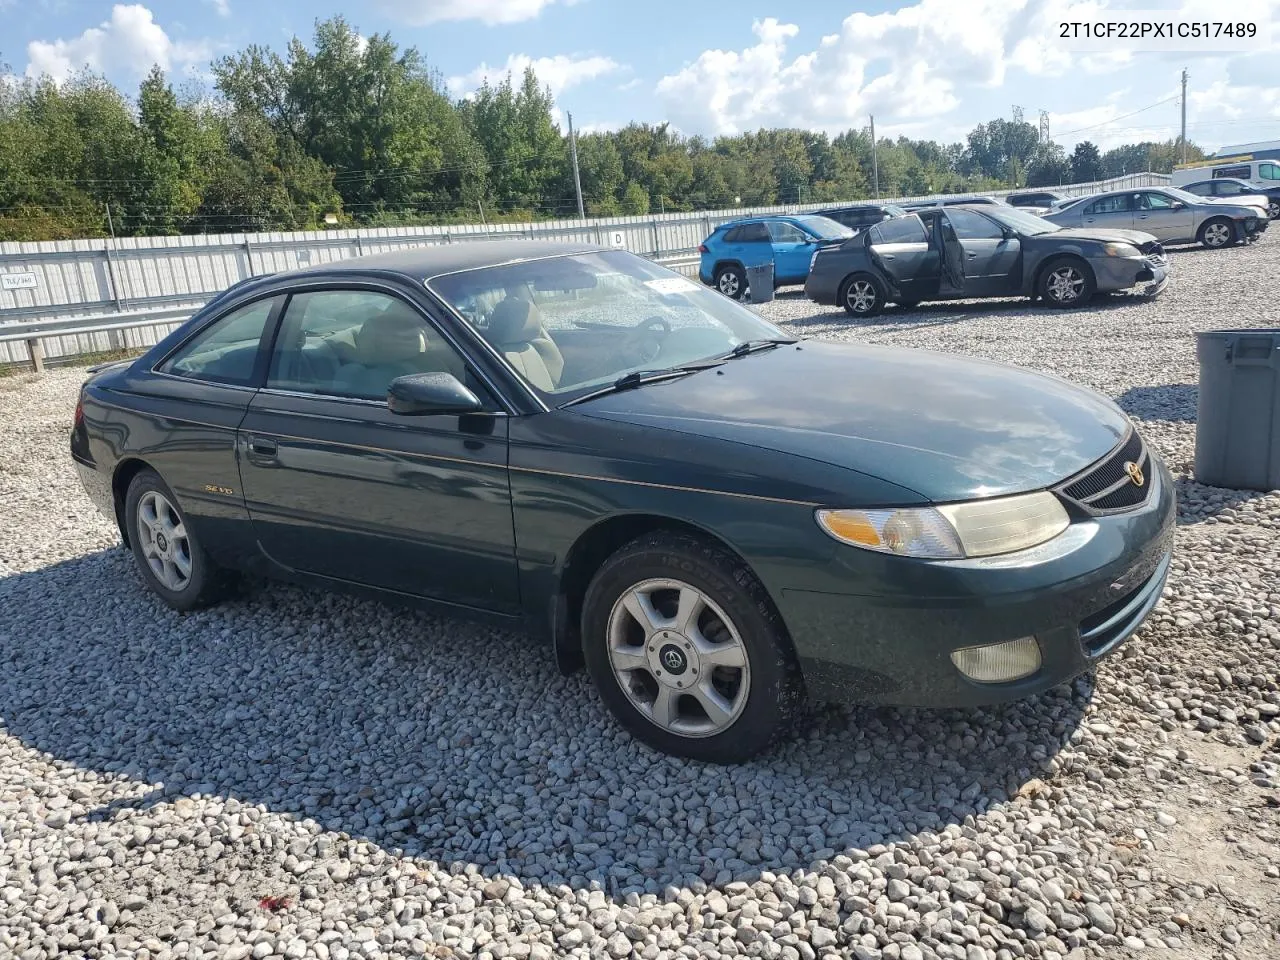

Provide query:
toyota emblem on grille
left=1124, top=461, right=1145, bottom=488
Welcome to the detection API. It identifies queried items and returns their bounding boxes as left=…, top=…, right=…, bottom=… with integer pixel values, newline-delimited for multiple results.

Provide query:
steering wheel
left=619, top=315, right=671, bottom=365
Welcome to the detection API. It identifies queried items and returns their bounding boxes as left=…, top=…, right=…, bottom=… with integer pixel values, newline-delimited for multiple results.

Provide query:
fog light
left=950, top=637, right=1042, bottom=683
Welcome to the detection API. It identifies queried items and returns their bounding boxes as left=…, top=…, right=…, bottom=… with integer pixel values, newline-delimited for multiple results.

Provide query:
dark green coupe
left=71, top=241, right=1175, bottom=763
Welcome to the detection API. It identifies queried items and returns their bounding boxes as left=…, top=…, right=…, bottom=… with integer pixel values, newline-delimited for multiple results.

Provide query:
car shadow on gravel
left=781, top=292, right=1152, bottom=332
left=1, top=547, right=1091, bottom=901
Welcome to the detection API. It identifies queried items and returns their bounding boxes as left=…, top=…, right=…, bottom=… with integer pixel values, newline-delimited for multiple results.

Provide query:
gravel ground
left=3, top=233, right=1279, bottom=960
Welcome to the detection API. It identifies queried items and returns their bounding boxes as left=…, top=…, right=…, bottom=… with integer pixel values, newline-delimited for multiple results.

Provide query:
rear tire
left=839, top=273, right=885, bottom=317
left=1198, top=217, right=1235, bottom=249
left=1037, top=256, right=1095, bottom=308
left=124, top=469, right=233, bottom=612
left=1268, top=199, right=1279, bottom=220
left=581, top=531, right=804, bottom=763
left=714, top=264, right=746, bottom=301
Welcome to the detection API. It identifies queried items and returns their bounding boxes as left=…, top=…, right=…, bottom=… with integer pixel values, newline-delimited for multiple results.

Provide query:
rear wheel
left=1037, top=256, right=1095, bottom=308
left=839, top=273, right=885, bottom=317
left=125, top=469, right=233, bottom=611
left=1198, top=217, right=1235, bottom=249
left=714, top=264, right=746, bottom=300
left=582, top=531, right=803, bottom=763
left=1268, top=199, right=1280, bottom=220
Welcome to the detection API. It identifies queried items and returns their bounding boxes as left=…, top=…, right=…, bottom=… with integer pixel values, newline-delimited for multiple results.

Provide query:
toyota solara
left=71, top=241, right=1175, bottom=762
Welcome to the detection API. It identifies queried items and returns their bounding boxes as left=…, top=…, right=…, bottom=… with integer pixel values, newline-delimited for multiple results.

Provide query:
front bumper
left=1242, top=217, right=1268, bottom=241
left=776, top=455, right=1176, bottom=707
left=1090, top=255, right=1170, bottom=298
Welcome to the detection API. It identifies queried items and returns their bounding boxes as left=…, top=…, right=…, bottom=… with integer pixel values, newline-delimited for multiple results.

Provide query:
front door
left=766, top=220, right=815, bottom=283
left=235, top=286, right=520, bottom=614
left=1133, top=191, right=1195, bottom=241
left=942, top=209, right=1022, bottom=297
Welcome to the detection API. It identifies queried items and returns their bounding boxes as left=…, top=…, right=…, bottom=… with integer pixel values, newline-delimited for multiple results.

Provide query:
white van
left=1171, top=156, right=1280, bottom=188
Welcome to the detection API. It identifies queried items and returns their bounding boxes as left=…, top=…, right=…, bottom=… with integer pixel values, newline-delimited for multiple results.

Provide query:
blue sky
left=4, top=0, right=1278, bottom=153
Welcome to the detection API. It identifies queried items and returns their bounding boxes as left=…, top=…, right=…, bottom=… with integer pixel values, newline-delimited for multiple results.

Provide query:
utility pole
left=870, top=115, right=879, bottom=199
left=567, top=111, right=586, bottom=219
left=1180, top=68, right=1188, bottom=165
left=1039, top=110, right=1050, bottom=145
left=105, top=202, right=116, bottom=239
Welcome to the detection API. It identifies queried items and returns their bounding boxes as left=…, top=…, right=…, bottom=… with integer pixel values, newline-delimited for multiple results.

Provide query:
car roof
left=286, top=239, right=607, bottom=281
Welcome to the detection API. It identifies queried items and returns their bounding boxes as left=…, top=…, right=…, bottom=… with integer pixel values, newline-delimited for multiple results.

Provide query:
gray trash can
left=746, top=262, right=775, bottom=304
left=1194, top=328, right=1280, bottom=491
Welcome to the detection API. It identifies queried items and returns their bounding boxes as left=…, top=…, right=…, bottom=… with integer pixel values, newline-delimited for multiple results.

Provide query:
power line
left=1055, top=94, right=1181, bottom=138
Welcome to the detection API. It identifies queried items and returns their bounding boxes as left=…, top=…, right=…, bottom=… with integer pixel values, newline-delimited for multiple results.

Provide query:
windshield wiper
left=560, top=362, right=723, bottom=408
left=719, top=337, right=799, bottom=360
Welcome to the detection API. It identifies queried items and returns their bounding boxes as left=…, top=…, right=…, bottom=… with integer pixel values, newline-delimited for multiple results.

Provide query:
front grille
left=1140, top=241, right=1166, bottom=266
left=1058, top=430, right=1151, bottom=514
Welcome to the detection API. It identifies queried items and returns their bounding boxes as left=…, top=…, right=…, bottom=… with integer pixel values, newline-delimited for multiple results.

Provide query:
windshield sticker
left=644, top=277, right=700, bottom=295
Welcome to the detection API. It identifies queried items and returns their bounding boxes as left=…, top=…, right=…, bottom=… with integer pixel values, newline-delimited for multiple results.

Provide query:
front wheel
left=581, top=532, right=804, bottom=763
left=840, top=273, right=885, bottom=317
left=1268, top=199, right=1280, bottom=220
left=1037, top=257, right=1095, bottom=308
left=1198, top=217, right=1235, bottom=249
left=124, top=469, right=233, bottom=611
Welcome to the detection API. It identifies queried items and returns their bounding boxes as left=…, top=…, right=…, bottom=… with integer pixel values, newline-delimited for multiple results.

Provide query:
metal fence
left=0, top=172, right=1169, bottom=366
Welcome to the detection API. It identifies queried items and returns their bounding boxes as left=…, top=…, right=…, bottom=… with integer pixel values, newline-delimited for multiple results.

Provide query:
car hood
left=1197, top=201, right=1264, bottom=217
left=1044, top=226, right=1160, bottom=245
left=574, top=340, right=1130, bottom=502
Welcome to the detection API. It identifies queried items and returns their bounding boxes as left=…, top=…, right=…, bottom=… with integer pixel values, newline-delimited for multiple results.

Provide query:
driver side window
left=267, top=290, right=481, bottom=403
left=767, top=221, right=808, bottom=243
left=1137, top=192, right=1174, bottom=210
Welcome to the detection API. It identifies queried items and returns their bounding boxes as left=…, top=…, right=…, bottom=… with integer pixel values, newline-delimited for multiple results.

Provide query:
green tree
left=620, top=181, right=649, bottom=215
left=1069, top=140, right=1103, bottom=183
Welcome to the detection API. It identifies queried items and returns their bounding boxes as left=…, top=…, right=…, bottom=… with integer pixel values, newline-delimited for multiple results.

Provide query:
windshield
left=882, top=204, right=908, bottom=217
left=795, top=215, right=854, bottom=239
left=427, top=250, right=791, bottom=403
left=983, top=206, right=1061, bottom=235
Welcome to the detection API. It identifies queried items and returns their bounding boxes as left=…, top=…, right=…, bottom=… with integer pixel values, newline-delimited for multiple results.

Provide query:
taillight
left=698, top=244, right=708, bottom=253
left=74, top=394, right=84, bottom=429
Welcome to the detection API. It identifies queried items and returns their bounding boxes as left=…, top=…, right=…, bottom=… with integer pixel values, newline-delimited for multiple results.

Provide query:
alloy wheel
left=606, top=578, right=751, bottom=738
left=137, top=490, right=192, bottom=592
left=846, top=279, right=878, bottom=313
left=1203, top=222, right=1231, bottom=247
left=1046, top=266, right=1085, bottom=304
left=717, top=271, right=741, bottom=298
left=1268, top=200, right=1279, bottom=220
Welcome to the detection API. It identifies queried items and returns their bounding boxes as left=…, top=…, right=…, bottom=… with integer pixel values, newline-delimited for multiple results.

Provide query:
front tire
left=124, top=469, right=232, bottom=611
left=714, top=264, right=746, bottom=301
left=839, top=273, right=885, bottom=317
left=1198, top=217, right=1235, bottom=249
left=1037, top=256, right=1095, bottom=308
left=581, top=532, right=803, bottom=763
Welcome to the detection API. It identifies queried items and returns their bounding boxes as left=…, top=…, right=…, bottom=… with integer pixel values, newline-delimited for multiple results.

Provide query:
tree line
left=0, top=16, right=1207, bottom=242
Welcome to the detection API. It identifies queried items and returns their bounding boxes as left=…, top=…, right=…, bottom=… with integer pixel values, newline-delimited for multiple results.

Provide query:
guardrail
left=0, top=173, right=1170, bottom=371
left=0, top=256, right=702, bottom=374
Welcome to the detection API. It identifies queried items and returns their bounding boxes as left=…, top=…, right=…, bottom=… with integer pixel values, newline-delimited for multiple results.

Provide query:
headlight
left=1101, top=242, right=1140, bottom=258
left=809, top=250, right=821, bottom=270
left=816, top=491, right=1070, bottom=559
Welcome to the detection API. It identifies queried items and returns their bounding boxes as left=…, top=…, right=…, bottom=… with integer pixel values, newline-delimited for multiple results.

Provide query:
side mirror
left=1170, top=201, right=1185, bottom=210
left=387, top=372, right=483, bottom=416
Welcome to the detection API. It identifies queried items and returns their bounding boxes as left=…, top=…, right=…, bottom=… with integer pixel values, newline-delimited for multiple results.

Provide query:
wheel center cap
left=659, top=644, right=688, bottom=676
left=156, top=532, right=168, bottom=552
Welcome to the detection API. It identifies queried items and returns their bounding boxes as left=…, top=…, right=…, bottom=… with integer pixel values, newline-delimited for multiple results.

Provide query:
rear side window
left=868, top=217, right=928, bottom=244
left=1086, top=194, right=1133, bottom=214
left=1213, top=165, right=1252, bottom=179
left=1214, top=181, right=1250, bottom=195
left=738, top=222, right=770, bottom=242
left=1183, top=182, right=1213, bottom=195
left=1260, top=163, right=1280, bottom=181
left=159, top=296, right=281, bottom=385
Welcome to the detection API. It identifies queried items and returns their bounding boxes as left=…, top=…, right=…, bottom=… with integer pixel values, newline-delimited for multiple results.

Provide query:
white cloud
left=375, top=0, right=568, bottom=25
left=655, top=4, right=1030, bottom=138
left=205, top=0, right=230, bottom=16
left=448, top=53, right=620, bottom=99
left=25, top=4, right=210, bottom=84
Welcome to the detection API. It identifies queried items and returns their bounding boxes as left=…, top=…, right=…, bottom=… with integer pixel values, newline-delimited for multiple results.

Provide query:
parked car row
left=697, top=180, right=1268, bottom=315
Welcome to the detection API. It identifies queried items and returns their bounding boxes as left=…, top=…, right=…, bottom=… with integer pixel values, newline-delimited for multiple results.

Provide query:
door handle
left=881, top=253, right=896, bottom=260
left=967, top=252, right=979, bottom=259
left=247, top=437, right=278, bottom=459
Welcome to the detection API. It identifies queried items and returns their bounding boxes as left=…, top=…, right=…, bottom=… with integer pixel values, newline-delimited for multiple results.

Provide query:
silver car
left=1043, top=186, right=1267, bottom=249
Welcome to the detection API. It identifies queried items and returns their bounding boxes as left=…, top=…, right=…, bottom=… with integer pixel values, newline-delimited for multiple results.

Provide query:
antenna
left=1039, top=110, right=1051, bottom=144
left=1012, top=105, right=1025, bottom=125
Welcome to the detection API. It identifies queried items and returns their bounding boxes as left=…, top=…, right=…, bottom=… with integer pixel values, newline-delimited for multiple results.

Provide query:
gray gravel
left=3, top=233, right=1280, bottom=960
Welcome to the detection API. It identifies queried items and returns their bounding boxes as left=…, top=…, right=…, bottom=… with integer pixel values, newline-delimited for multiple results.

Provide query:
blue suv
left=698, top=215, right=853, bottom=300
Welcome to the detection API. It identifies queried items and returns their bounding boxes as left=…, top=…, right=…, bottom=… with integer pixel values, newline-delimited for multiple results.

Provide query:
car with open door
left=72, top=240, right=1175, bottom=763
left=805, top=205, right=1170, bottom=316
